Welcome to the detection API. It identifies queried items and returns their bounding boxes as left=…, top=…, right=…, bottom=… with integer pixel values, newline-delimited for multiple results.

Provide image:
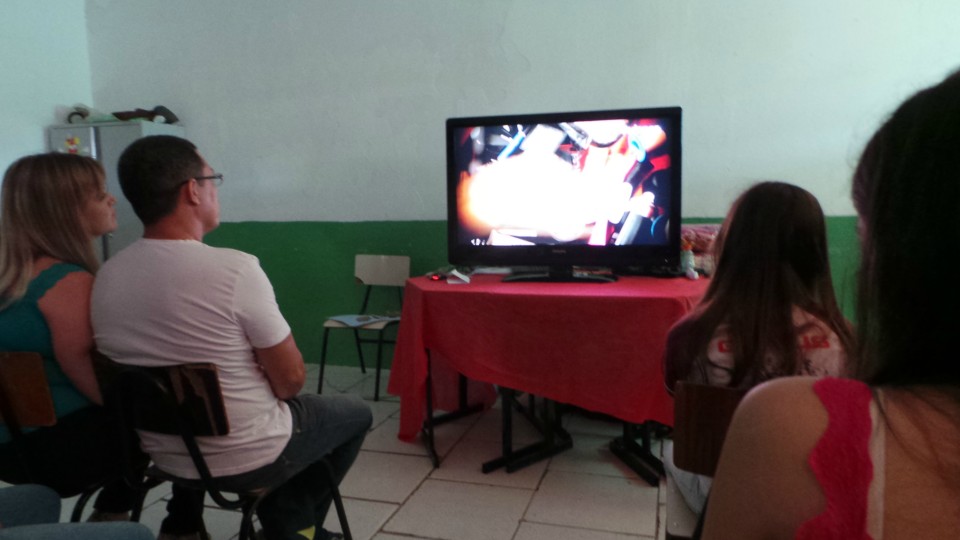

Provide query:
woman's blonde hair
left=0, top=153, right=104, bottom=308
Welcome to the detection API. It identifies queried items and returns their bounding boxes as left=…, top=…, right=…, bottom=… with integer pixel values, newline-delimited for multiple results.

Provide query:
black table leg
left=609, top=421, right=664, bottom=486
left=421, top=350, right=484, bottom=467
left=482, top=386, right=572, bottom=473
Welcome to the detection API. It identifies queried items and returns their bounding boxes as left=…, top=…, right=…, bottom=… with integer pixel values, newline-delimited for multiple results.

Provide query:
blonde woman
left=0, top=153, right=133, bottom=520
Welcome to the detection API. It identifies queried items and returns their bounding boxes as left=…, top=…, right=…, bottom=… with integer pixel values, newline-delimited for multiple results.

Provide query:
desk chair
left=106, top=362, right=353, bottom=540
left=0, top=351, right=103, bottom=522
left=665, top=381, right=746, bottom=540
left=319, top=254, right=410, bottom=400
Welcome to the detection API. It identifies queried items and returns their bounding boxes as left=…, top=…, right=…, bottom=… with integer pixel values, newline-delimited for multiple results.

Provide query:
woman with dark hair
left=0, top=153, right=136, bottom=520
left=662, top=180, right=855, bottom=515
left=702, top=70, right=960, bottom=538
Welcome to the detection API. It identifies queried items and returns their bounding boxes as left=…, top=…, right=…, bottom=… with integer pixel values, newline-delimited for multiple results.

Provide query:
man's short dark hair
left=117, top=135, right=203, bottom=226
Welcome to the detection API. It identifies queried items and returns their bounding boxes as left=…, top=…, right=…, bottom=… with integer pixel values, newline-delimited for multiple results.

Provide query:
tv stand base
left=502, top=267, right=617, bottom=283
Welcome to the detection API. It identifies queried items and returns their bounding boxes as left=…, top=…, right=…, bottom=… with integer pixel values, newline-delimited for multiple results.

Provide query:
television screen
left=447, top=107, right=682, bottom=279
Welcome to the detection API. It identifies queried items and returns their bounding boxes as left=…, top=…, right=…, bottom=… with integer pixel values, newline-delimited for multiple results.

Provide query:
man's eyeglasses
left=194, top=173, right=224, bottom=187
left=166, top=173, right=225, bottom=193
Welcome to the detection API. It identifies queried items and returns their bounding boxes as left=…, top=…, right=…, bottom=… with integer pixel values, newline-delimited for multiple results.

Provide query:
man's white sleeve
left=233, top=258, right=291, bottom=349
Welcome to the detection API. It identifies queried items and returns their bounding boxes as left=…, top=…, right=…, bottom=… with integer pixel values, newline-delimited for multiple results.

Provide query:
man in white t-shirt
left=91, top=135, right=371, bottom=540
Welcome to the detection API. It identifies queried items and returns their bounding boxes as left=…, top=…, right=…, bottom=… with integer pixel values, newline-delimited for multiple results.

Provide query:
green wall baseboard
left=205, top=218, right=859, bottom=367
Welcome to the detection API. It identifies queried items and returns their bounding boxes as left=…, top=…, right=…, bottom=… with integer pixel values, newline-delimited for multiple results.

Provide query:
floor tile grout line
left=519, top=517, right=657, bottom=539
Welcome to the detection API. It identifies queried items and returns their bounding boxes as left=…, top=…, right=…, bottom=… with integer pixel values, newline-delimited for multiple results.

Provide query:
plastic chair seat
left=323, top=316, right=400, bottom=332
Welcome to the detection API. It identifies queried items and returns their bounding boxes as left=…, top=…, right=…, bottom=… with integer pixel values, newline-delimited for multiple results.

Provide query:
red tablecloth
left=387, top=274, right=709, bottom=441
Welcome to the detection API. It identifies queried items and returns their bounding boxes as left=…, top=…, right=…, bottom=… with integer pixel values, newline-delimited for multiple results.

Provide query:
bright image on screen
left=452, top=117, right=674, bottom=249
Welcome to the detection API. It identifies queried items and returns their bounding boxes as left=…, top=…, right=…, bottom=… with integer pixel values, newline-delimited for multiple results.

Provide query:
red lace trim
left=795, top=377, right=874, bottom=540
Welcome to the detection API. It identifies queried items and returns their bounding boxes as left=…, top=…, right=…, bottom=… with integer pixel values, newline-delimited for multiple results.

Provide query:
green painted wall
left=825, top=216, right=860, bottom=320
left=205, top=217, right=860, bottom=367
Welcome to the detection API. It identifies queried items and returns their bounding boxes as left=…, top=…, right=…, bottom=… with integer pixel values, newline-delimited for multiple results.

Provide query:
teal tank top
left=0, top=263, right=92, bottom=443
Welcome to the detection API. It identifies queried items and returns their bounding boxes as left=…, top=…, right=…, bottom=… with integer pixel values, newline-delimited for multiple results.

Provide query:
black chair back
left=109, top=363, right=244, bottom=509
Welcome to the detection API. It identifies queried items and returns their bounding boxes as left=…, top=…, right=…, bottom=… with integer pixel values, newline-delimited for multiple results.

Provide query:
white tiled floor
left=51, top=364, right=671, bottom=539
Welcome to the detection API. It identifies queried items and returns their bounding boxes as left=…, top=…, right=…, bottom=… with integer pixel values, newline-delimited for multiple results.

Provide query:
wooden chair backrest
left=354, top=254, right=409, bottom=315
left=672, top=381, right=747, bottom=477
left=355, top=254, right=410, bottom=287
left=104, top=359, right=256, bottom=511
left=112, top=362, right=229, bottom=437
left=0, top=352, right=56, bottom=434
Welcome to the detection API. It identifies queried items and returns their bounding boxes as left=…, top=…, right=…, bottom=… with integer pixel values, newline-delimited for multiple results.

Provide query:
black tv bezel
left=446, top=106, right=682, bottom=272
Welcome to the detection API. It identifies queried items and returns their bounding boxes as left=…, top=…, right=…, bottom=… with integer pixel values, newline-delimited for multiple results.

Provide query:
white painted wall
left=0, top=1, right=92, bottom=172
left=83, top=0, right=960, bottom=219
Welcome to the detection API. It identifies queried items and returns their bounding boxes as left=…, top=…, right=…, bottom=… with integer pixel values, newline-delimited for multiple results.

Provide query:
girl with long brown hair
left=665, top=181, right=854, bottom=390
left=663, top=180, right=854, bottom=515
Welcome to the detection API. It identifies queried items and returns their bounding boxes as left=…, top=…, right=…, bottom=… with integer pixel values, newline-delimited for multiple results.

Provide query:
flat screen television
left=446, top=106, right=682, bottom=281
